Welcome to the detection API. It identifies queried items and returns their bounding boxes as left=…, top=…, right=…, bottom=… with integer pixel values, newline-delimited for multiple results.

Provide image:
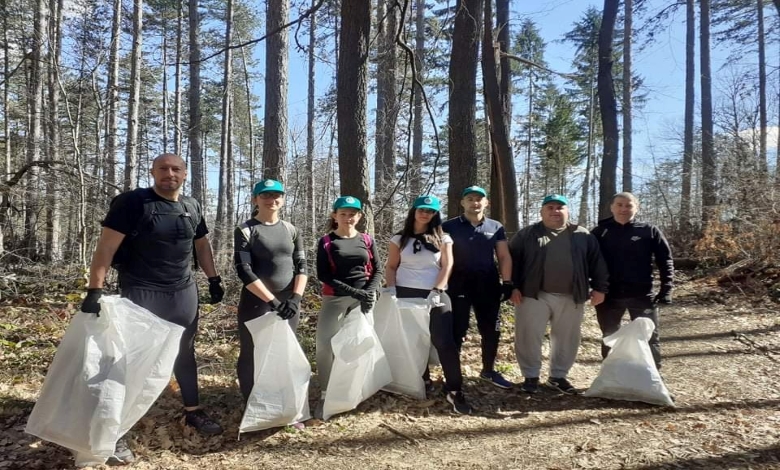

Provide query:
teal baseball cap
left=333, top=196, right=362, bottom=211
left=542, top=194, right=568, bottom=206
left=413, top=195, right=441, bottom=212
left=461, top=185, right=487, bottom=198
left=253, top=179, right=285, bottom=195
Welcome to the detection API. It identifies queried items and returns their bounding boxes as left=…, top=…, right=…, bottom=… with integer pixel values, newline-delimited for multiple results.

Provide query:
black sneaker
left=446, top=391, right=473, bottom=415
left=106, top=437, right=135, bottom=465
left=520, top=377, right=539, bottom=394
left=544, top=377, right=578, bottom=395
left=479, top=370, right=514, bottom=389
left=184, top=409, right=223, bottom=435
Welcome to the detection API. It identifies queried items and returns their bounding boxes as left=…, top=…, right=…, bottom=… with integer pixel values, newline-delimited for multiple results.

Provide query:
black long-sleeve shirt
left=316, top=232, right=383, bottom=296
left=591, top=217, right=674, bottom=298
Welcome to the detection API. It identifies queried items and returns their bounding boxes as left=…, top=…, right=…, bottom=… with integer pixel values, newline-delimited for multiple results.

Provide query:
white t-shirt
left=391, top=233, right=453, bottom=290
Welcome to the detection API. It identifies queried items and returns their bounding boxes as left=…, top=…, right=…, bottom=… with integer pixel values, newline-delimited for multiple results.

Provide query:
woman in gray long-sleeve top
left=233, top=179, right=309, bottom=402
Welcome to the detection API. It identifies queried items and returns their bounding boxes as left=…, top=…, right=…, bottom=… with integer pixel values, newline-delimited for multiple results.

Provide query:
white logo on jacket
left=631, top=236, right=641, bottom=242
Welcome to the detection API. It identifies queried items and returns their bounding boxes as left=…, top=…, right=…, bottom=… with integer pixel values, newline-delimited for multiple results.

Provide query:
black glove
left=277, top=294, right=302, bottom=320
left=653, top=289, right=672, bottom=305
left=81, top=288, right=103, bottom=315
left=208, top=276, right=224, bottom=304
left=360, top=291, right=376, bottom=314
left=269, top=297, right=288, bottom=319
left=500, top=281, right=514, bottom=302
left=333, top=280, right=371, bottom=302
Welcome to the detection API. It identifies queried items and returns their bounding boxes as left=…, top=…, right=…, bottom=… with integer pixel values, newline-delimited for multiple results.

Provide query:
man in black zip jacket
left=591, top=192, right=674, bottom=368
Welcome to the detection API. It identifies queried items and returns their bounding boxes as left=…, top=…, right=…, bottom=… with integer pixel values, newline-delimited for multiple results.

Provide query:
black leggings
left=236, top=290, right=299, bottom=401
left=396, top=286, right=463, bottom=392
left=121, top=283, right=200, bottom=408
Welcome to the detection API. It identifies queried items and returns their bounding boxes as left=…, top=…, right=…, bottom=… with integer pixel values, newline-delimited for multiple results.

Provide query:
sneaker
left=479, top=370, right=514, bottom=389
left=544, top=377, right=578, bottom=395
left=106, top=437, right=135, bottom=465
left=445, top=391, right=473, bottom=415
left=184, top=409, right=223, bottom=435
left=520, top=377, right=539, bottom=394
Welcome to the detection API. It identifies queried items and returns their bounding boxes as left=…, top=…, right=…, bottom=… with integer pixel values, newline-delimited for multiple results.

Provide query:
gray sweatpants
left=316, top=295, right=361, bottom=393
left=514, top=291, right=584, bottom=379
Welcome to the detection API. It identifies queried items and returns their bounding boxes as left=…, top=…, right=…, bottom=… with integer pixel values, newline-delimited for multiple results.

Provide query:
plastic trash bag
left=373, top=295, right=431, bottom=399
left=239, top=314, right=311, bottom=433
left=322, top=308, right=392, bottom=420
left=583, top=318, right=674, bottom=406
left=25, top=296, right=185, bottom=466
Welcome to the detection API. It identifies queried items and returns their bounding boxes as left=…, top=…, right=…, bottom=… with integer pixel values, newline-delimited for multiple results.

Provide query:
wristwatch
left=432, top=287, right=444, bottom=293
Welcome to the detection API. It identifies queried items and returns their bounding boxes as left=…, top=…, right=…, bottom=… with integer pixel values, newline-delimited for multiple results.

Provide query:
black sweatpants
left=121, top=283, right=200, bottom=407
left=396, top=286, right=463, bottom=392
left=448, top=274, right=502, bottom=373
left=594, top=295, right=662, bottom=367
left=236, top=290, right=299, bottom=402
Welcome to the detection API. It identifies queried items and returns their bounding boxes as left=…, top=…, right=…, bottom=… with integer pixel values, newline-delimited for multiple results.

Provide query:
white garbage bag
left=583, top=318, right=674, bottom=407
left=373, top=295, right=431, bottom=399
left=239, top=314, right=311, bottom=433
left=322, top=308, right=392, bottom=420
left=25, top=296, right=185, bottom=466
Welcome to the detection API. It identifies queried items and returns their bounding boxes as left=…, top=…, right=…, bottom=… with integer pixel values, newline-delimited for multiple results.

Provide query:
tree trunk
left=214, top=0, right=234, bottom=261
left=482, top=0, right=518, bottom=233
left=162, top=26, right=169, bottom=153
left=174, top=0, right=183, bottom=156
left=621, top=0, right=632, bottom=192
left=45, top=0, right=63, bottom=262
left=263, top=0, right=290, bottom=182
left=188, top=0, right=204, bottom=204
left=497, top=0, right=510, bottom=135
left=597, top=0, right=620, bottom=221
left=757, top=0, right=767, bottom=174
left=306, top=0, right=317, bottom=238
left=1, top=0, right=11, bottom=255
left=700, top=0, right=717, bottom=227
left=579, top=81, right=596, bottom=226
left=680, top=0, right=695, bottom=230
left=410, top=0, right=425, bottom=198
left=447, top=0, right=484, bottom=218
left=374, top=0, right=397, bottom=235
left=103, top=0, right=121, bottom=196
left=124, top=0, right=143, bottom=191
left=25, top=0, right=47, bottom=258
left=337, top=0, right=373, bottom=232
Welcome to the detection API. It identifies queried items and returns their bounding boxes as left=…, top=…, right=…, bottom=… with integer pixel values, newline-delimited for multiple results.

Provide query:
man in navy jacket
left=591, top=192, right=674, bottom=368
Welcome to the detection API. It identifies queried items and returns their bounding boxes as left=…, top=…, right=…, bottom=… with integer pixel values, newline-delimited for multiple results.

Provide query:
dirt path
left=2, top=277, right=780, bottom=469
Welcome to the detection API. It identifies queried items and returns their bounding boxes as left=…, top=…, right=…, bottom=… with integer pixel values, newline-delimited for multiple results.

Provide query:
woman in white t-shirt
left=384, top=195, right=472, bottom=415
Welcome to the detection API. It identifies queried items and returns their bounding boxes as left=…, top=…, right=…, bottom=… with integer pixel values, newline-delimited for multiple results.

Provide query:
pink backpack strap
left=323, top=234, right=337, bottom=273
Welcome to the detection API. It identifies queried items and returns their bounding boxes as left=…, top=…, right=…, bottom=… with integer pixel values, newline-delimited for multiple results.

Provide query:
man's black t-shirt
left=103, top=188, right=208, bottom=291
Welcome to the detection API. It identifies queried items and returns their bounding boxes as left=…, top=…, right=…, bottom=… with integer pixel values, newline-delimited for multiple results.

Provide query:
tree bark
left=621, top=0, right=632, bottom=192
left=700, top=0, right=717, bottom=227
left=337, top=0, right=373, bottom=232
left=410, top=0, right=425, bottom=198
left=757, top=0, right=767, bottom=174
left=374, top=0, right=397, bottom=235
left=597, top=0, right=620, bottom=221
left=188, top=0, right=204, bottom=204
left=45, top=0, right=63, bottom=262
left=579, top=81, right=596, bottom=226
left=263, top=0, right=290, bottom=181
left=306, top=0, right=317, bottom=238
left=104, top=0, right=121, bottom=196
left=482, top=0, right=518, bottom=233
left=215, top=0, right=234, bottom=261
left=447, top=0, right=484, bottom=218
left=1, top=0, right=11, bottom=254
left=174, top=0, right=183, bottom=156
left=680, top=0, right=695, bottom=229
left=124, top=0, right=143, bottom=191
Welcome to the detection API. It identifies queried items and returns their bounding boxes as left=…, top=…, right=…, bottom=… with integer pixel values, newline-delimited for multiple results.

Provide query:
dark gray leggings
left=121, top=283, right=200, bottom=407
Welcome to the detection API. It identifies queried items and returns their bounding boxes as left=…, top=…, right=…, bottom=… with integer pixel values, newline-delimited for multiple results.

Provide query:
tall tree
left=214, top=0, right=234, bottom=259
left=104, top=0, right=121, bottom=196
left=410, top=0, right=425, bottom=198
left=188, top=0, right=204, bottom=204
left=447, top=0, right=484, bottom=218
left=1, top=0, right=11, bottom=254
left=45, top=0, right=63, bottom=261
left=597, top=0, right=620, bottom=220
left=756, top=0, right=767, bottom=174
left=700, top=0, right=717, bottom=226
left=483, top=0, right=518, bottom=232
left=622, top=0, right=632, bottom=192
left=124, top=0, right=144, bottom=190
left=337, top=0, right=373, bottom=231
left=306, top=0, right=317, bottom=238
left=174, top=0, right=183, bottom=156
left=263, top=0, right=290, bottom=181
left=680, top=0, right=695, bottom=229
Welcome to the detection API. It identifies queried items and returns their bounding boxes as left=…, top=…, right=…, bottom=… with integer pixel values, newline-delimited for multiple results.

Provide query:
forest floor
left=1, top=268, right=780, bottom=470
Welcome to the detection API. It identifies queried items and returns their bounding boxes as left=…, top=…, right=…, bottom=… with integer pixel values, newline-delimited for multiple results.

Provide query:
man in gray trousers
left=508, top=194, right=609, bottom=395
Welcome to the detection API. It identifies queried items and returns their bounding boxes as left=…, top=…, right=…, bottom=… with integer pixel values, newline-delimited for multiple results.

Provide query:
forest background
left=1, top=0, right=779, bottom=272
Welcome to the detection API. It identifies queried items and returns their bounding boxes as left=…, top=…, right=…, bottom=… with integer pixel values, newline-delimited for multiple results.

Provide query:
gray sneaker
left=106, top=437, right=135, bottom=466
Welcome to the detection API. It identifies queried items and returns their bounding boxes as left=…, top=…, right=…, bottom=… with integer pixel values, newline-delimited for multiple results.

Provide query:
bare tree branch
left=501, top=52, right=578, bottom=79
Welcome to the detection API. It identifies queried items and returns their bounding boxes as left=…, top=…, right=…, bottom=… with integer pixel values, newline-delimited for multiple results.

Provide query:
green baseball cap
left=253, top=179, right=285, bottom=195
left=333, top=196, right=362, bottom=211
left=542, top=194, right=568, bottom=206
left=461, top=185, right=488, bottom=198
left=413, top=195, right=441, bottom=212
